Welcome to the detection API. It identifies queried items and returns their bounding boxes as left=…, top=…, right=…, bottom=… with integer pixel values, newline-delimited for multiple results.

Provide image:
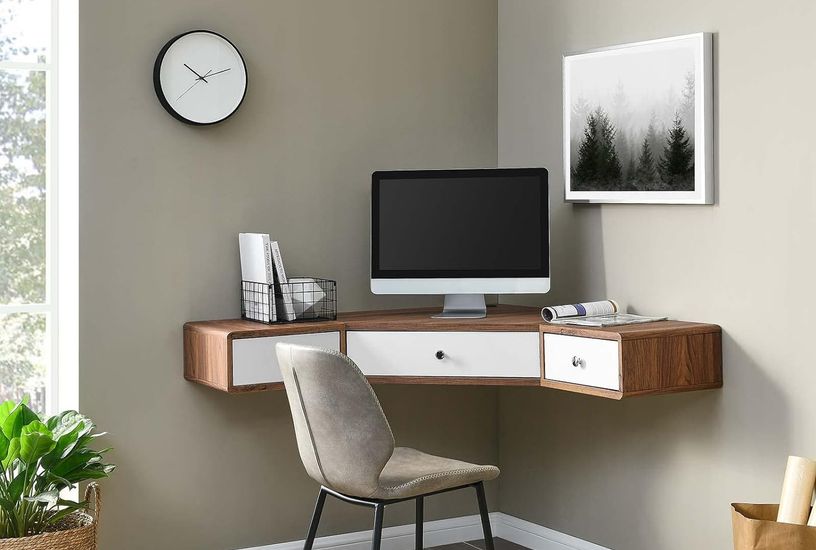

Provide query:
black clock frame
left=153, top=29, right=248, bottom=126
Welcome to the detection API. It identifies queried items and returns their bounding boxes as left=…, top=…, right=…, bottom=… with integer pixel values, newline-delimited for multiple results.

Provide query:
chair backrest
left=276, top=343, right=395, bottom=497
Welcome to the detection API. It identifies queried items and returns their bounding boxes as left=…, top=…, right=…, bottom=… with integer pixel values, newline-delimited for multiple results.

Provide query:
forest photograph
left=565, top=37, right=703, bottom=198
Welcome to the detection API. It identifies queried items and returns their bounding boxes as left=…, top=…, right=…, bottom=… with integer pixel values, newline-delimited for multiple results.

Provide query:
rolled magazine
left=541, top=300, right=619, bottom=322
left=541, top=299, right=667, bottom=327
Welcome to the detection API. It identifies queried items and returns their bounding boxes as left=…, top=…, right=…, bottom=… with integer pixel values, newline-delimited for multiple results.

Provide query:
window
left=0, top=0, right=75, bottom=414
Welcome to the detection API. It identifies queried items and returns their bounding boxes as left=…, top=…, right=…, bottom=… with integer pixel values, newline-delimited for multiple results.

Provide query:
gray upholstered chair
left=276, top=343, right=499, bottom=550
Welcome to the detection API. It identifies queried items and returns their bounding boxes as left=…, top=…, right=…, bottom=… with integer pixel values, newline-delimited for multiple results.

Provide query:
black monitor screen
left=372, top=169, right=549, bottom=278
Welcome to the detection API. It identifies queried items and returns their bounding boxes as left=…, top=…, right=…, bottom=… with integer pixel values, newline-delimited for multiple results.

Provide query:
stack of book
left=238, top=233, right=297, bottom=323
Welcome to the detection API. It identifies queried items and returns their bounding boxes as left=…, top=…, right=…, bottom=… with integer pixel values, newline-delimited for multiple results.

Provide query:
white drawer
left=346, top=331, right=540, bottom=378
left=543, top=334, right=620, bottom=390
left=232, top=331, right=341, bottom=386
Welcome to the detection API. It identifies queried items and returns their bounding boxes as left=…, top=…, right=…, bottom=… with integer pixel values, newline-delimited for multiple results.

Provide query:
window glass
left=0, top=0, right=51, bottom=413
left=0, top=313, right=46, bottom=412
left=0, top=68, right=46, bottom=305
left=0, top=0, right=51, bottom=64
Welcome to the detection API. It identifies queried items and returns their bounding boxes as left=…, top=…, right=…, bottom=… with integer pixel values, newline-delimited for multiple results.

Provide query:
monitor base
left=431, top=294, right=487, bottom=319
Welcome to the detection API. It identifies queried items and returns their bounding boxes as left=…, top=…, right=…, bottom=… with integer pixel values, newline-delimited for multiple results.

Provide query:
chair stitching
left=381, top=465, right=499, bottom=493
left=290, top=348, right=331, bottom=487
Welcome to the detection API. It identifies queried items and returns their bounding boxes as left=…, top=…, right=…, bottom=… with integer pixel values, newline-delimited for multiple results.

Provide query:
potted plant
left=0, top=399, right=114, bottom=549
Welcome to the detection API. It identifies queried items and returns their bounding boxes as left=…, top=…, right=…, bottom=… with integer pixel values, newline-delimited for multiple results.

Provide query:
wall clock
left=153, top=30, right=248, bottom=125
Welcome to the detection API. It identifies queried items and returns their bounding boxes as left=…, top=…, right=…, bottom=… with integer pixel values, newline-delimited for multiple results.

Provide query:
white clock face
left=155, top=31, right=247, bottom=125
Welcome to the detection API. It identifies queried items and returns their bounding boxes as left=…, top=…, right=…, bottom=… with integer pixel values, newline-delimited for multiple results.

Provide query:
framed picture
left=564, top=33, right=713, bottom=204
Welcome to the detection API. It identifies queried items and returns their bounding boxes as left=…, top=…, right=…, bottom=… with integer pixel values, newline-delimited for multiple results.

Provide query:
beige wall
left=498, top=1, right=816, bottom=549
left=78, top=1, right=497, bottom=548
left=79, top=1, right=816, bottom=548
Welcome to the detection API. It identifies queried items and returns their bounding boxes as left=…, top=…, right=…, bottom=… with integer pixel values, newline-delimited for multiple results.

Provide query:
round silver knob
left=435, top=350, right=445, bottom=360
left=572, top=356, right=584, bottom=368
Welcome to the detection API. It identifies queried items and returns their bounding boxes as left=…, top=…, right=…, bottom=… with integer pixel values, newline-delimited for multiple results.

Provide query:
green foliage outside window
left=0, top=1, right=48, bottom=412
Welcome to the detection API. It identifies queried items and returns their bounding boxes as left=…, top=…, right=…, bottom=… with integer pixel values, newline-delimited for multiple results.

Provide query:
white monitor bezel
left=371, top=277, right=550, bottom=295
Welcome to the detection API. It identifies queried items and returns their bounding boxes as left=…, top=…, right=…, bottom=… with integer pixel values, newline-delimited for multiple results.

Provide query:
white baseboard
left=239, top=512, right=610, bottom=550
left=492, top=513, right=609, bottom=550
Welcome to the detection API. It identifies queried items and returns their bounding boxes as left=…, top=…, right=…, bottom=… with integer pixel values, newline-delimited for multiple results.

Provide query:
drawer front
left=346, top=331, right=540, bottom=378
left=231, top=331, right=341, bottom=386
left=544, top=334, right=620, bottom=390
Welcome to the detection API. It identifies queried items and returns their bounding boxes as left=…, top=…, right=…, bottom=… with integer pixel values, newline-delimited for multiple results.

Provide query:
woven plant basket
left=0, top=483, right=100, bottom=550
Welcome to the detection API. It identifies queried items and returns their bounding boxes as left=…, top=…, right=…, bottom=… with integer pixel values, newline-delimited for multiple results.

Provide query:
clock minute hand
left=205, top=68, right=232, bottom=78
left=184, top=63, right=209, bottom=83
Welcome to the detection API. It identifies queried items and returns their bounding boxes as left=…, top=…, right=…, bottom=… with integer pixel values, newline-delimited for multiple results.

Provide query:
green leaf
left=41, top=418, right=95, bottom=471
left=19, top=431, right=56, bottom=465
left=50, top=449, right=101, bottom=477
left=21, top=420, right=51, bottom=437
left=44, top=410, right=79, bottom=432
left=2, top=437, right=20, bottom=469
left=62, top=462, right=115, bottom=483
left=0, top=401, right=15, bottom=427
left=63, top=467, right=113, bottom=481
left=48, top=411, right=92, bottom=439
left=24, top=490, right=58, bottom=506
left=41, top=432, right=79, bottom=469
left=45, top=471, right=73, bottom=491
left=1, top=403, right=39, bottom=440
left=7, top=470, right=27, bottom=502
left=0, top=495, right=20, bottom=532
left=0, top=432, right=9, bottom=464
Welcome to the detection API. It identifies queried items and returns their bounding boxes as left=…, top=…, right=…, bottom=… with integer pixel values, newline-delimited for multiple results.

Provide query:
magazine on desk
left=541, top=299, right=667, bottom=327
left=269, top=240, right=297, bottom=322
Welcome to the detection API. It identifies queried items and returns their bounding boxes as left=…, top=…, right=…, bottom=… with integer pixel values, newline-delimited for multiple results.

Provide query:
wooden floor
left=433, top=538, right=529, bottom=550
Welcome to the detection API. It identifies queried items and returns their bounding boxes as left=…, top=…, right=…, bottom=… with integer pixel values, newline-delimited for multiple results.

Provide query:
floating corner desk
left=183, top=305, right=722, bottom=400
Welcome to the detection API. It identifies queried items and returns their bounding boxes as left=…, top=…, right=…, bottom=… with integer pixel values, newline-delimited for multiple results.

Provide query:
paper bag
left=732, top=503, right=816, bottom=549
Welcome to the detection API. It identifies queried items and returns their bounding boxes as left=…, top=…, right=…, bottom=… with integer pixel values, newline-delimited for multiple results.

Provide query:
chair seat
left=370, top=447, right=500, bottom=500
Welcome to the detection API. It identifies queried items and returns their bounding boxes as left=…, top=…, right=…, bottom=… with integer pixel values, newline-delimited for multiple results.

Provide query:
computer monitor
left=371, top=168, right=549, bottom=318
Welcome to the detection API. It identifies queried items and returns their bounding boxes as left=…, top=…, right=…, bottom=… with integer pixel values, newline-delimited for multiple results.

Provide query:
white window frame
left=0, top=0, right=78, bottom=413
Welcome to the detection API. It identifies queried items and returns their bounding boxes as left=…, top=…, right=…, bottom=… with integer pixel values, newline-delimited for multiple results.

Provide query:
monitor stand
left=432, top=294, right=487, bottom=319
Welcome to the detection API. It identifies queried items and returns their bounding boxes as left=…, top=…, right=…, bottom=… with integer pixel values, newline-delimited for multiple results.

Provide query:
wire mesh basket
left=241, top=278, right=337, bottom=324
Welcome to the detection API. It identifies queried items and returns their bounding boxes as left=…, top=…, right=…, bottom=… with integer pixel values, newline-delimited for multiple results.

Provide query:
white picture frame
left=563, top=33, right=713, bottom=204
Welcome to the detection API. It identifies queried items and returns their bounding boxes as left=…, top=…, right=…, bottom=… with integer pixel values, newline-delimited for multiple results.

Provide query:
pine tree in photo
left=679, top=71, right=695, bottom=139
left=621, top=153, right=635, bottom=190
left=571, top=107, right=622, bottom=191
left=570, top=96, right=591, bottom=164
left=572, top=111, right=600, bottom=190
left=614, top=128, right=632, bottom=186
left=658, top=114, right=695, bottom=190
left=570, top=96, right=591, bottom=135
left=635, top=137, right=658, bottom=189
left=645, top=117, right=662, bottom=164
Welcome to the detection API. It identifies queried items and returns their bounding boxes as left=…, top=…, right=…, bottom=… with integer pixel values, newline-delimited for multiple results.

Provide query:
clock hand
left=184, top=63, right=209, bottom=83
left=176, top=69, right=213, bottom=100
left=204, top=67, right=231, bottom=78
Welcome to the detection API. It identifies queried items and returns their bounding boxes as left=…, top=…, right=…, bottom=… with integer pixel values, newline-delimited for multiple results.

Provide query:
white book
left=269, top=240, right=297, bottom=321
left=239, top=233, right=276, bottom=322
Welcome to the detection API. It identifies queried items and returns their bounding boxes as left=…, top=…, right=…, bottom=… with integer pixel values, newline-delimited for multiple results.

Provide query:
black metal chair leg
left=372, top=503, right=385, bottom=550
left=474, top=482, right=494, bottom=550
left=304, top=488, right=328, bottom=550
left=416, top=496, right=424, bottom=549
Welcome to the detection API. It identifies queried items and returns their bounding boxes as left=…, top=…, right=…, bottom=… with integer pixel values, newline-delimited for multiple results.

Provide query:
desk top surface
left=185, top=304, right=719, bottom=339
left=338, top=304, right=543, bottom=331
left=184, top=304, right=543, bottom=337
